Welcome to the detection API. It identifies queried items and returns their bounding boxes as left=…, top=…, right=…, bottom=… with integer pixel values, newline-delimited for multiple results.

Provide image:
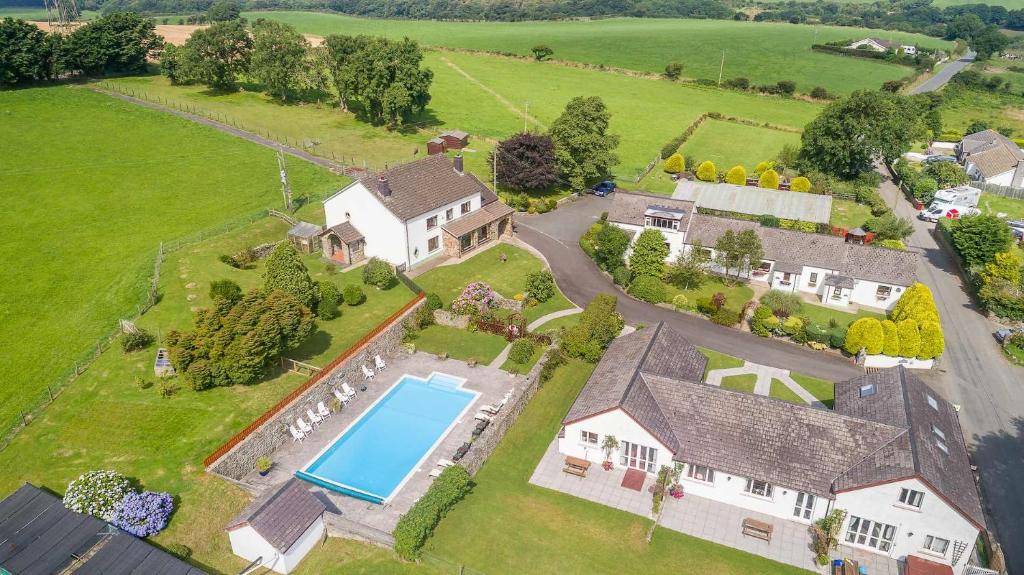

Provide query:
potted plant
left=668, top=463, right=684, bottom=498
left=256, top=456, right=272, bottom=477
left=329, top=398, right=343, bottom=414
left=601, top=435, right=619, bottom=471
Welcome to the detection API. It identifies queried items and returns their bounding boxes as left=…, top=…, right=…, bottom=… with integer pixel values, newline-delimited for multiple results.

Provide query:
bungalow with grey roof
left=956, top=129, right=1024, bottom=189
left=558, top=323, right=984, bottom=574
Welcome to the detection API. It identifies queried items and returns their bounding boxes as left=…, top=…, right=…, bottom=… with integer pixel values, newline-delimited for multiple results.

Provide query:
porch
left=442, top=202, right=514, bottom=259
left=321, top=221, right=366, bottom=266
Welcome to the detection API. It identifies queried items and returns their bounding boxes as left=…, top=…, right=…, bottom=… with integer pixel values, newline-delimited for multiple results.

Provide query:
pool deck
left=240, top=351, right=522, bottom=535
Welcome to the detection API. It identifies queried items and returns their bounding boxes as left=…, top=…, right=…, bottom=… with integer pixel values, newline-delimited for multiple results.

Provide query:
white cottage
left=957, top=129, right=1024, bottom=189
left=227, top=479, right=327, bottom=574
left=559, top=324, right=985, bottom=573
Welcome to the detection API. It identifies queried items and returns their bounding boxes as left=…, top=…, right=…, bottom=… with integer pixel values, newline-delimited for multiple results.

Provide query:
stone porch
left=529, top=440, right=903, bottom=575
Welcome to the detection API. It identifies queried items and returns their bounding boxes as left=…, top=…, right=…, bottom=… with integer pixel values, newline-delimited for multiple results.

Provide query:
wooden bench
left=741, top=518, right=773, bottom=543
left=562, top=456, right=591, bottom=478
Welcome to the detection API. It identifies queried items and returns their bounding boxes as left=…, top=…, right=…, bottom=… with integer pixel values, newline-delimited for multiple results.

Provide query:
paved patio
left=242, top=351, right=523, bottom=534
left=530, top=440, right=903, bottom=575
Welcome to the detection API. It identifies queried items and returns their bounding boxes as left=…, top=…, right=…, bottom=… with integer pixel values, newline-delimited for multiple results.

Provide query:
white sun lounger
left=481, top=396, right=509, bottom=415
left=317, top=401, right=331, bottom=418
left=297, top=418, right=314, bottom=434
left=474, top=412, right=493, bottom=423
left=374, top=354, right=387, bottom=370
left=332, top=388, right=351, bottom=404
left=429, top=468, right=443, bottom=478
left=289, top=425, right=305, bottom=442
left=437, top=459, right=455, bottom=468
left=362, top=365, right=375, bottom=380
left=342, top=382, right=358, bottom=398
left=307, top=408, right=324, bottom=426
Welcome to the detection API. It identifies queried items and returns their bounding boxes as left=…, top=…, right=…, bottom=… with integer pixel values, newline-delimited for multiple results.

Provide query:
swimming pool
left=296, top=372, right=478, bottom=503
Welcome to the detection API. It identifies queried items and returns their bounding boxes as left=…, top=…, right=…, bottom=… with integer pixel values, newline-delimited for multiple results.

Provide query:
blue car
left=591, top=181, right=616, bottom=197
left=995, top=326, right=1024, bottom=343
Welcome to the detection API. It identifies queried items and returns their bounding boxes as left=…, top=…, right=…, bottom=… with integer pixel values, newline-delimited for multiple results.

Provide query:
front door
left=620, top=441, right=658, bottom=473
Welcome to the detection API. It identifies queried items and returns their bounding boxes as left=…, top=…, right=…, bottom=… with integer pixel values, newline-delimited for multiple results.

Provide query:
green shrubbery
left=725, top=165, right=746, bottom=185
left=508, top=338, right=536, bottom=364
left=343, top=284, right=365, bottom=306
left=627, top=275, right=667, bottom=303
left=696, top=160, right=718, bottom=182
left=209, top=279, right=242, bottom=303
left=710, top=307, right=740, bottom=326
left=525, top=270, right=555, bottom=302
left=758, top=168, right=780, bottom=189
left=561, top=294, right=624, bottom=362
left=760, top=289, right=802, bottom=317
left=663, top=152, right=684, bottom=174
left=264, top=242, right=316, bottom=309
left=629, top=229, right=669, bottom=279
left=393, top=465, right=472, bottom=560
left=362, top=257, right=397, bottom=289
left=121, top=328, right=154, bottom=353
left=316, top=281, right=343, bottom=320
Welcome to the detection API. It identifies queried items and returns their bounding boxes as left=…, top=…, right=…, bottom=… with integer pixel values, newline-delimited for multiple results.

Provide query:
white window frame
left=860, top=383, right=876, bottom=397
left=794, top=492, right=816, bottom=520
left=446, top=208, right=454, bottom=220
left=580, top=430, right=598, bottom=445
left=876, top=285, right=893, bottom=299
left=461, top=201, right=471, bottom=215
left=845, top=516, right=896, bottom=552
left=426, top=215, right=438, bottom=230
left=427, top=235, right=440, bottom=253
left=744, top=479, right=773, bottom=499
left=932, top=425, right=946, bottom=441
left=898, top=487, right=924, bottom=508
left=926, top=394, right=939, bottom=410
left=620, top=441, right=658, bottom=473
left=686, top=464, right=715, bottom=484
left=645, top=216, right=679, bottom=231
left=936, top=439, right=949, bottom=455
left=923, top=535, right=950, bottom=556
left=808, top=272, right=818, bottom=287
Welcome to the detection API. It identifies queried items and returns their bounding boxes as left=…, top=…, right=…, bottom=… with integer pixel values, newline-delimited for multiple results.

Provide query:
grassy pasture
left=249, top=12, right=950, bottom=94
left=0, top=6, right=100, bottom=20
left=681, top=120, right=801, bottom=171
left=0, top=86, right=348, bottom=437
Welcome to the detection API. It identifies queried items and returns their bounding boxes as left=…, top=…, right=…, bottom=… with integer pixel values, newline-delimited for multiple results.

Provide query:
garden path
left=705, top=361, right=826, bottom=408
left=490, top=307, right=584, bottom=368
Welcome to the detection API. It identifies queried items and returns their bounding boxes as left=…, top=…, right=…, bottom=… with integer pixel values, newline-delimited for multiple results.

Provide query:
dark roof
left=833, top=368, right=985, bottom=528
left=961, top=129, right=1024, bottom=178
left=440, top=130, right=469, bottom=140
left=345, top=155, right=494, bottom=221
left=870, top=37, right=893, bottom=47
left=823, top=274, right=856, bottom=289
left=608, top=192, right=694, bottom=229
left=227, top=479, right=326, bottom=553
left=442, top=201, right=514, bottom=238
left=288, top=221, right=322, bottom=239
left=326, top=221, right=364, bottom=244
left=673, top=180, right=833, bottom=224
left=0, top=484, right=205, bottom=575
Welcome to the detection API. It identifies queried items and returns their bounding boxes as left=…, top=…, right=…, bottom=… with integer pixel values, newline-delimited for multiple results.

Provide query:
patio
left=241, top=351, right=523, bottom=535
left=529, top=440, right=903, bottom=575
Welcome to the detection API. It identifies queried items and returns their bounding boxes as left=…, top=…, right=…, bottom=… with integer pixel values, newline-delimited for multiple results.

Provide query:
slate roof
left=673, top=180, right=833, bottom=224
left=960, top=129, right=1024, bottom=178
left=608, top=192, right=694, bottom=229
left=288, top=221, right=322, bottom=239
left=0, top=484, right=205, bottom=575
left=442, top=201, right=515, bottom=238
left=833, top=368, right=985, bottom=528
left=343, top=155, right=498, bottom=222
left=326, top=221, right=364, bottom=244
left=227, top=479, right=326, bottom=553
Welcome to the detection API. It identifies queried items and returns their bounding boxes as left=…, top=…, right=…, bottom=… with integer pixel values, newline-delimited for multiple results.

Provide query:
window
left=876, top=285, right=893, bottom=299
left=756, top=261, right=772, bottom=272
left=461, top=201, right=471, bottom=215
left=809, top=272, right=819, bottom=286
left=936, top=439, right=949, bottom=455
left=446, top=208, right=454, bottom=220
left=426, top=215, right=438, bottom=230
left=899, top=488, right=924, bottom=508
left=645, top=216, right=679, bottom=230
left=931, top=425, right=946, bottom=441
left=859, top=383, right=876, bottom=397
left=428, top=236, right=440, bottom=253
left=580, top=431, right=598, bottom=445
left=926, top=394, right=939, bottom=410
left=831, top=288, right=845, bottom=301
left=794, top=492, right=816, bottom=520
left=845, top=516, right=896, bottom=552
left=620, top=441, right=658, bottom=473
left=686, top=464, right=715, bottom=483
left=781, top=272, right=792, bottom=284
left=744, top=479, right=773, bottom=498
left=923, top=535, right=950, bottom=556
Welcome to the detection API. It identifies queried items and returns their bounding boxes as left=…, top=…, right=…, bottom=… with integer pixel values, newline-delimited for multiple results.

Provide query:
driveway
left=515, top=195, right=862, bottom=383
left=909, top=50, right=976, bottom=94
left=877, top=170, right=1024, bottom=571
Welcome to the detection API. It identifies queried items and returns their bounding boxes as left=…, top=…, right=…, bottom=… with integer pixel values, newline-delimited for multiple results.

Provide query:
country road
left=909, top=50, right=977, bottom=94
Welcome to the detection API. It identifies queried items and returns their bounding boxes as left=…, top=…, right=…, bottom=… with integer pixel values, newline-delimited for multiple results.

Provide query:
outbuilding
left=440, top=130, right=470, bottom=150
left=226, top=479, right=327, bottom=574
left=287, top=221, right=323, bottom=254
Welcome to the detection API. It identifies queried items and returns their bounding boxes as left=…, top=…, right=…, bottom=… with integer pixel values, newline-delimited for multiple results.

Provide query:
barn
left=439, top=130, right=469, bottom=150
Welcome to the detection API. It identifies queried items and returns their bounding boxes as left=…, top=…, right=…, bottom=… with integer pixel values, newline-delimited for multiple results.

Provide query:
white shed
left=226, top=479, right=327, bottom=574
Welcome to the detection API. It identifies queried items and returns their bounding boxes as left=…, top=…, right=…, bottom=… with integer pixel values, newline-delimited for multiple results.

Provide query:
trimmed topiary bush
left=897, top=319, right=921, bottom=358
left=63, top=470, right=133, bottom=522
left=696, top=160, right=718, bottom=182
left=918, top=321, right=945, bottom=360
left=844, top=317, right=884, bottom=355
left=525, top=270, right=555, bottom=302
left=758, top=168, right=781, bottom=189
left=508, top=338, right=536, bottom=364
left=881, top=319, right=900, bottom=356
left=672, top=293, right=689, bottom=310
left=627, top=275, right=668, bottom=303
left=664, top=152, right=684, bottom=174
left=343, top=284, right=365, bottom=306
left=790, top=176, right=811, bottom=192
left=362, top=257, right=397, bottom=289
left=829, top=327, right=847, bottom=349
left=805, top=323, right=831, bottom=345
left=394, top=465, right=472, bottom=560
left=725, top=165, right=746, bottom=185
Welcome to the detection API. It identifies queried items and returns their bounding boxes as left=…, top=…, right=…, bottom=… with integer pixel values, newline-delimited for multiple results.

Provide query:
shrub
left=897, top=319, right=921, bottom=357
left=672, top=294, right=689, bottom=310
left=891, top=283, right=940, bottom=325
left=209, top=279, right=242, bottom=303
left=696, top=160, right=717, bottom=182
left=561, top=294, right=623, bottom=361
left=263, top=242, right=316, bottom=309
left=810, top=86, right=829, bottom=99
left=844, top=317, right=884, bottom=355
left=918, top=321, right=945, bottom=360
left=594, top=223, right=631, bottom=270
left=234, top=246, right=256, bottom=268
left=63, top=470, right=133, bottom=522
left=881, top=320, right=900, bottom=356
left=761, top=290, right=802, bottom=317
left=451, top=282, right=497, bottom=316
left=912, top=176, right=938, bottom=203
left=316, top=281, right=343, bottom=319
left=782, top=315, right=804, bottom=336
left=525, top=270, right=555, bottom=302
left=508, top=338, right=536, bottom=364
left=754, top=161, right=773, bottom=175
left=758, top=168, right=780, bottom=189
left=121, top=328, right=154, bottom=353
left=612, top=266, right=632, bottom=287
left=362, top=257, right=397, bottom=289
left=426, top=292, right=443, bottom=311
left=751, top=305, right=774, bottom=336
left=218, top=254, right=240, bottom=268
left=878, top=239, right=906, bottom=250
left=725, top=165, right=746, bottom=185
left=758, top=214, right=781, bottom=228
left=790, top=176, right=811, bottom=192
left=829, top=327, right=847, bottom=349
left=710, top=307, right=740, bottom=326
left=710, top=292, right=727, bottom=311
left=627, top=275, right=667, bottom=303
left=695, top=297, right=715, bottom=315
left=629, top=229, right=669, bottom=279
left=113, top=491, right=174, bottom=537
left=343, top=284, right=365, bottom=306
left=546, top=198, right=558, bottom=211
left=805, top=323, right=831, bottom=345
left=663, top=61, right=683, bottom=80
left=664, top=152, right=685, bottom=174
left=539, top=348, right=568, bottom=384
left=393, top=465, right=472, bottom=560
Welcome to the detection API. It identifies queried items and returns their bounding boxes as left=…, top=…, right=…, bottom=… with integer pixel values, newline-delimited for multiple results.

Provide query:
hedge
left=393, top=465, right=472, bottom=560
left=628, top=275, right=668, bottom=303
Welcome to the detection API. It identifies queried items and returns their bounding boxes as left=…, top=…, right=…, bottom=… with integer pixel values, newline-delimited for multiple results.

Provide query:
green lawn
left=770, top=378, right=807, bottom=404
left=407, top=325, right=508, bottom=364
left=424, top=357, right=811, bottom=575
left=941, top=87, right=1024, bottom=139
left=501, top=342, right=547, bottom=374
left=980, top=193, right=1024, bottom=220
left=830, top=198, right=874, bottom=230
left=414, top=244, right=573, bottom=322
left=1004, top=343, right=1024, bottom=365
left=791, top=373, right=836, bottom=409
left=797, top=301, right=886, bottom=330
left=698, top=347, right=746, bottom=378
left=251, top=12, right=949, bottom=95
left=534, top=312, right=582, bottom=334
left=0, top=86, right=349, bottom=438
left=0, top=7, right=100, bottom=19
left=666, top=277, right=755, bottom=311
left=720, top=373, right=758, bottom=393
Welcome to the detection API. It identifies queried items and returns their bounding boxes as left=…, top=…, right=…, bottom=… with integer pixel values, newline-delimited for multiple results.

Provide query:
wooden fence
left=202, top=292, right=425, bottom=468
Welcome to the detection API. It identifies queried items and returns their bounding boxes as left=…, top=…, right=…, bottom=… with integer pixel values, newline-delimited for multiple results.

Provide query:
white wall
left=985, top=169, right=1015, bottom=187
left=405, top=193, right=480, bottom=269
left=679, top=462, right=828, bottom=524
left=281, top=519, right=326, bottom=573
left=323, top=183, right=406, bottom=266
left=770, top=270, right=800, bottom=293
left=611, top=222, right=688, bottom=262
left=797, top=266, right=832, bottom=298
left=834, top=478, right=979, bottom=574
left=560, top=409, right=674, bottom=471
left=228, top=519, right=325, bottom=574
left=850, top=279, right=904, bottom=311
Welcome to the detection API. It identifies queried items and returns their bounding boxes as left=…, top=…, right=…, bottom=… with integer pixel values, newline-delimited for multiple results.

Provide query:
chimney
left=377, top=175, right=391, bottom=197
left=453, top=153, right=464, bottom=174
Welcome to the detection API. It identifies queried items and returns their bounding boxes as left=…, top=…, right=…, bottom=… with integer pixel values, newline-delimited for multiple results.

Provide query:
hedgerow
left=393, top=465, right=472, bottom=560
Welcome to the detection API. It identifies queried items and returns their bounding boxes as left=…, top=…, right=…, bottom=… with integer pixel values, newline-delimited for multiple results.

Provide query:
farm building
left=672, top=179, right=833, bottom=224
left=426, top=137, right=447, bottom=155
left=287, top=221, right=323, bottom=254
left=226, top=479, right=327, bottom=574
left=439, top=130, right=469, bottom=149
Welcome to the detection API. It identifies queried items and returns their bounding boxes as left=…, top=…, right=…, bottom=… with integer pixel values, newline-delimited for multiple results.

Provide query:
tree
left=844, top=317, right=884, bottom=355
left=946, top=13, right=985, bottom=41
left=663, top=62, right=683, bottom=80
left=864, top=212, right=914, bottom=241
left=966, top=120, right=989, bottom=135
left=594, top=224, right=631, bottom=270
left=491, top=133, right=559, bottom=191
left=810, top=86, right=830, bottom=99
left=531, top=44, right=554, bottom=61
left=881, top=319, right=900, bottom=356
left=250, top=19, right=308, bottom=101
left=316, top=281, right=343, bottom=319
left=891, top=283, right=941, bottom=325
left=696, top=160, right=717, bottom=182
left=949, top=215, right=1013, bottom=267
left=629, top=229, right=669, bottom=278
left=912, top=176, right=938, bottom=203
left=735, top=229, right=764, bottom=276
left=665, top=242, right=710, bottom=289
left=362, top=257, right=397, bottom=289
left=207, top=0, right=242, bottom=21
left=725, top=165, right=746, bottom=185
left=918, top=321, right=945, bottom=359
left=338, top=37, right=433, bottom=128
left=263, top=242, right=316, bottom=309
left=897, top=319, right=922, bottom=357
left=758, top=168, right=780, bottom=189
left=324, top=34, right=370, bottom=109
left=210, top=279, right=242, bottom=303
left=924, top=161, right=968, bottom=187
left=63, top=12, right=162, bottom=76
left=172, top=20, right=251, bottom=90
left=549, top=96, right=619, bottom=191
left=799, top=90, right=926, bottom=178
left=561, top=294, right=623, bottom=361
left=790, top=176, right=811, bottom=192
left=628, top=275, right=668, bottom=303
left=525, top=270, right=555, bottom=302
left=971, top=26, right=1009, bottom=60
left=0, top=18, right=57, bottom=85
left=714, top=229, right=741, bottom=276
left=664, top=153, right=685, bottom=174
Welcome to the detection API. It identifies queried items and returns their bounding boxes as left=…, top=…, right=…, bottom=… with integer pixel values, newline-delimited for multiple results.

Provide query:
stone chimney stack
left=453, top=153, right=464, bottom=174
left=377, top=174, right=391, bottom=197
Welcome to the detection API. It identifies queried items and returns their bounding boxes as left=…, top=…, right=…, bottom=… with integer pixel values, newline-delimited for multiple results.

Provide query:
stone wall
left=433, top=309, right=470, bottom=328
left=207, top=299, right=424, bottom=479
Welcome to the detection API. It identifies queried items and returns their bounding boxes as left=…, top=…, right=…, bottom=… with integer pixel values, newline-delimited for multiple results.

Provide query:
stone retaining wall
left=325, top=512, right=394, bottom=548
left=207, top=300, right=424, bottom=479
left=433, top=309, right=470, bottom=328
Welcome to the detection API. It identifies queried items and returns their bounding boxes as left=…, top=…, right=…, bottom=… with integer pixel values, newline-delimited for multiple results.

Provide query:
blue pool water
left=296, top=372, right=476, bottom=503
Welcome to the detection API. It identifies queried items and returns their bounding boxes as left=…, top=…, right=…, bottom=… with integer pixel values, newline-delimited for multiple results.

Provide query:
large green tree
left=169, top=19, right=251, bottom=91
left=323, top=33, right=370, bottom=109
left=492, top=132, right=560, bottom=191
left=549, top=96, right=620, bottom=191
left=594, top=223, right=631, bottom=270
left=250, top=19, right=308, bottom=101
left=0, top=18, right=58, bottom=85
left=337, top=36, right=433, bottom=128
left=798, top=90, right=925, bottom=178
left=63, top=12, right=162, bottom=76
left=207, top=0, right=242, bottom=21
left=949, top=215, right=1013, bottom=268
left=263, top=242, right=317, bottom=309
left=665, top=241, right=711, bottom=290
left=629, top=229, right=669, bottom=278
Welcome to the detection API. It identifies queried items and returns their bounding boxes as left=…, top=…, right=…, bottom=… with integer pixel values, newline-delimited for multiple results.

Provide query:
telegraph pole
left=493, top=148, right=498, bottom=191
left=524, top=101, right=530, bottom=133
left=277, top=150, right=293, bottom=213
left=717, top=50, right=726, bottom=86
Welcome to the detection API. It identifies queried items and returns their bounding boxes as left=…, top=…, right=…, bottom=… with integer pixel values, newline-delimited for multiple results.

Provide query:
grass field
left=250, top=12, right=950, bottom=95
left=0, top=6, right=99, bottom=20
left=981, top=193, right=1024, bottom=220
left=0, top=86, right=349, bottom=437
left=407, top=325, right=508, bottom=364
left=665, top=277, right=756, bottom=311
left=681, top=120, right=801, bottom=169
left=720, top=373, right=758, bottom=393
left=830, top=198, right=874, bottom=230
left=797, top=301, right=886, bottom=329
left=770, top=378, right=807, bottom=404
left=942, top=87, right=1024, bottom=138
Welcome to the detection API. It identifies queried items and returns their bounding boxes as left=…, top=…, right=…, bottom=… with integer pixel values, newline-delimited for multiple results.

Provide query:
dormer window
left=859, top=384, right=876, bottom=398
left=644, top=206, right=684, bottom=232
left=645, top=216, right=680, bottom=231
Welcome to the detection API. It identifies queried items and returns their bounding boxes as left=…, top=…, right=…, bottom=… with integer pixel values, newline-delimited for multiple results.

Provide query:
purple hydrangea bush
left=63, top=470, right=133, bottom=522
left=451, top=282, right=497, bottom=316
left=113, top=491, right=174, bottom=537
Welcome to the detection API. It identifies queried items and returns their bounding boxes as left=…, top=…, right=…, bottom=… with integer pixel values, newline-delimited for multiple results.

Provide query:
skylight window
left=931, top=425, right=946, bottom=441
left=936, top=439, right=949, bottom=455
left=926, top=394, right=938, bottom=410
left=859, top=384, right=876, bottom=398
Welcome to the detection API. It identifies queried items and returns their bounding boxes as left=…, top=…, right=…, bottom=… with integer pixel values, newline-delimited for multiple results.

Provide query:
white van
left=930, top=185, right=981, bottom=209
left=918, top=204, right=981, bottom=223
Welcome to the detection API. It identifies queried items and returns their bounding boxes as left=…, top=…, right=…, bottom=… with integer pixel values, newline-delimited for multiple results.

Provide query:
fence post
left=47, top=386, right=53, bottom=402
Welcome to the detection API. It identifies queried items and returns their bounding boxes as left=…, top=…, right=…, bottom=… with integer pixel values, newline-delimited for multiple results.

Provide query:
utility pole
left=524, top=101, right=530, bottom=133
left=493, top=148, right=498, bottom=191
left=717, top=50, right=726, bottom=86
left=277, top=149, right=293, bottom=213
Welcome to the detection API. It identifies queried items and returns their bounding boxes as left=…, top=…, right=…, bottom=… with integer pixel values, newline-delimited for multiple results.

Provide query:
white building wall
left=229, top=527, right=284, bottom=573
left=834, top=478, right=979, bottom=574
left=797, top=266, right=833, bottom=298
left=281, top=519, right=326, bottom=573
left=984, top=169, right=1015, bottom=187
left=560, top=409, right=674, bottom=471
left=610, top=221, right=688, bottom=262
left=849, top=279, right=904, bottom=311
left=678, top=462, right=828, bottom=523
left=770, top=270, right=800, bottom=293
left=405, top=193, right=480, bottom=269
left=323, top=183, right=406, bottom=266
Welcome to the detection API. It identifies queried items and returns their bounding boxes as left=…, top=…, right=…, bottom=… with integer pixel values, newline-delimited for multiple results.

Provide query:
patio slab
left=240, top=351, right=524, bottom=534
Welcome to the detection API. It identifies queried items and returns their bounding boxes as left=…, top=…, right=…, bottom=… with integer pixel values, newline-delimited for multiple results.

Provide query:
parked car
left=590, top=181, right=616, bottom=197
left=1007, top=220, right=1024, bottom=241
left=918, top=204, right=980, bottom=223
left=995, top=326, right=1024, bottom=343
left=923, top=155, right=958, bottom=165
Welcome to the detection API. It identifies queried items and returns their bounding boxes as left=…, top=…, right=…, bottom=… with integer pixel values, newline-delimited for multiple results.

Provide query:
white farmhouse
left=847, top=37, right=893, bottom=52
left=321, top=154, right=514, bottom=270
left=558, top=323, right=985, bottom=574
left=957, top=129, right=1024, bottom=189
left=227, top=479, right=327, bottom=574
